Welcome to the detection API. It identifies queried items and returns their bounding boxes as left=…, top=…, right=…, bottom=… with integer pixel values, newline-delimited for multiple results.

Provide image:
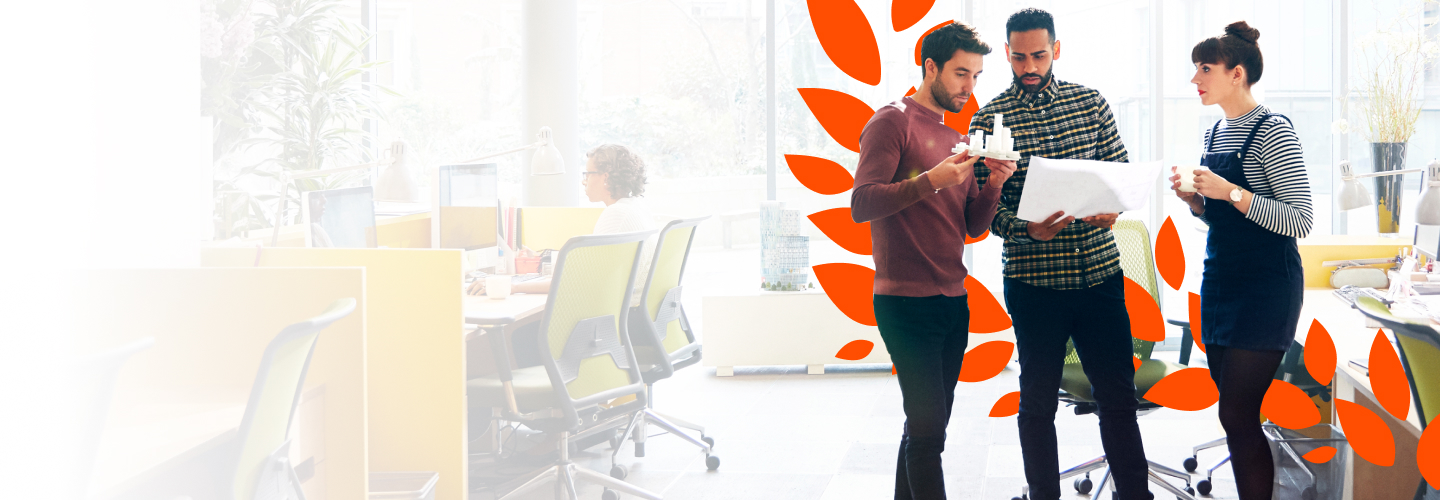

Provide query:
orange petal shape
left=958, top=340, right=1014, bottom=382
left=1370, top=329, right=1412, bottom=421
left=990, top=391, right=1021, bottom=417
left=808, top=0, right=881, bottom=86
left=1132, top=355, right=1142, bottom=371
left=965, top=229, right=989, bottom=244
left=891, top=0, right=936, bottom=31
left=1335, top=399, right=1396, bottom=466
left=892, top=364, right=897, bottom=375
left=1419, top=421, right=1440, bottom=486
left=1124, top=277, right=1165, bottom=342
left=813, top=263, right=877, bottom=326
left=1141, top=367, right=1218, bottom=411
left=904, top=86, right=917, bottom=97
left=1261, top=379, right=1321, bottom=429
left=798, top=88, right=875, bottom=153
left=945, top=94, right=980, bottom=135
left=1303, top=446, right=1338, bottom=464
left=1156, top=216, right=1185, bottom=290
left=835, top=339, right=875, bottom=361
left=1305, top=319, right=1335, bottom=386
left=914, top=20, right=952, bottom=66
left=1187, top=292, right=1206, bottom=354
left=786, top=155, right=854, bottom=195
left=965, top=276, right=1012, bottom=333
left=809, top=208, right=872, bottom=255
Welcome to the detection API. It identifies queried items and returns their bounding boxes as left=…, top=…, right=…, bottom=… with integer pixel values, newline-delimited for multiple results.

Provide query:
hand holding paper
left=1015, top=157, right=1166, bottom=222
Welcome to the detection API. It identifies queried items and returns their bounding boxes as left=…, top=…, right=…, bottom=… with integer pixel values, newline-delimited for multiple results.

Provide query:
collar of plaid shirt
left=971, top=78, right=1127, bottom=290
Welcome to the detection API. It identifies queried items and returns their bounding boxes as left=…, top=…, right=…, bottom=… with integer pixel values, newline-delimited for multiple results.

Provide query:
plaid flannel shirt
left=970, top=79, right=1129, bottom=290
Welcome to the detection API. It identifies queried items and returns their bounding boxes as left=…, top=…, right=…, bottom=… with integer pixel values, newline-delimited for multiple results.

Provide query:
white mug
left=1176, top=165, right=1205, bottom=193
left=486, top=274, right=512, bottom=299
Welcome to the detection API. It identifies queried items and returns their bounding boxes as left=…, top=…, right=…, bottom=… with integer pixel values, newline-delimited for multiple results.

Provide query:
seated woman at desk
left=511, top=143, right=657, bottom=365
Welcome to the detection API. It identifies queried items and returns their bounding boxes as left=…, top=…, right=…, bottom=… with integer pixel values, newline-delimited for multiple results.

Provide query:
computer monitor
left=302, top=186, right=378, bottom=248
left=1417, top=224, right=1440, bottom=260
left=431, top=163, right=499, bottom=250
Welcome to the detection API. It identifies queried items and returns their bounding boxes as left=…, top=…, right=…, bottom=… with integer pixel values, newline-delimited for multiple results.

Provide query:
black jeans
left=875, top=294, right=970, bottom=500
left=1004, top=274, right=1152, bottom=500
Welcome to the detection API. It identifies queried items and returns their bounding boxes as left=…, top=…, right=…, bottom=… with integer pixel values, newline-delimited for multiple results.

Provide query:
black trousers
left=1004, top=274, right=1153, bottom=500
left=874, top=294, right=970, bottom=500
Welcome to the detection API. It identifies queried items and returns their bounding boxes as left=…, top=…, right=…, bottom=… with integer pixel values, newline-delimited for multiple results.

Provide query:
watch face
left=1230, top=188, right=1243, bottom=202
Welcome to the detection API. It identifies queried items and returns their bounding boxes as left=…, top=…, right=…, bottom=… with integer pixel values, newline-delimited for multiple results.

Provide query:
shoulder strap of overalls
left=1238, top=113, right=1292, bottom=161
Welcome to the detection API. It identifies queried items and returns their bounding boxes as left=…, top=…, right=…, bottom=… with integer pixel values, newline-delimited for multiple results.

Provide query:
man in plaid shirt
left=971, top=8, right=1154, bottom=500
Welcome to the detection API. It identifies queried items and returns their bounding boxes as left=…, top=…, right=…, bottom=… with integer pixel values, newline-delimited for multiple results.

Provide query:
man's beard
left=929, top=84, right=969, bottom=114
left=1013, top=67, right=1053, bottom=94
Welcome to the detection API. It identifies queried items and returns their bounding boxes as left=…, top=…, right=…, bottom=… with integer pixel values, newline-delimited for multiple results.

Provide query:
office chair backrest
left=231, top=298, right=356, bottom=500
left=640, top=216, right=708, bottom=355
left=1065, top=220, right=1157, bottom=364
left=540, top=231, right=654, bottom=415
left=1355, top=296, right=1440, bottom=429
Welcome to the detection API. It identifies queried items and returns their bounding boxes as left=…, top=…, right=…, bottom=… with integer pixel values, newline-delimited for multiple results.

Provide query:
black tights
left=1206, top=345, right=1284, bottom=500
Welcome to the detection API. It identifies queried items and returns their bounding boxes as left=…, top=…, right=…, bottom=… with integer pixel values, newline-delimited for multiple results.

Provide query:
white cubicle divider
left=703, top=290, right=891, bottom=375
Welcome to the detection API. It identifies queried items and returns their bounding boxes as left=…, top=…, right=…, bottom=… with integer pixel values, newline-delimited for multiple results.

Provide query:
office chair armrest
left=1166, top=318, right=1195, bottom=366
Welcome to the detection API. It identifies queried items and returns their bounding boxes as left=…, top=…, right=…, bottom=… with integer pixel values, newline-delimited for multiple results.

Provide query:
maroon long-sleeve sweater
left=850, top=96, right=1002, bottom=297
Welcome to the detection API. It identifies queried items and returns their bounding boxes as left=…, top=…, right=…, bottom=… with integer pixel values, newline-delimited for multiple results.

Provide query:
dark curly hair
left=1191, top=21, right=1264, bottom=86
left=1006, top=8, right=1055, bottom=42
left=587, top=144, right=647, bottom=199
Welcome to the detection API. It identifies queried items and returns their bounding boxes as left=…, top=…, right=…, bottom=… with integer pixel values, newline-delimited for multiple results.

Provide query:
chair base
left=613, top=408, right=719, bottom=471
left=1034, top=454, right=1197, bottom=500
left=496, top=431, right=661, bottom=500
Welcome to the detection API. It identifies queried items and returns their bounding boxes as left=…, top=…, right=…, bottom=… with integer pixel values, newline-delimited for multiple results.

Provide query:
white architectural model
left=953, top=113, right=1020, bottom=161
left=760, top=201, right=809, bottom=291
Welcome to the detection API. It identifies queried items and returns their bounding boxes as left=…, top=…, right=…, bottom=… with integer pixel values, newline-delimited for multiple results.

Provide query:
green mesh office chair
left=1354, top=296, right=1440, bottom=500
left=1019, top=220, right=1198, bottom=500
left=611, top=216, right=719, bottom=472
left=467, top=231, right=662, bottom=500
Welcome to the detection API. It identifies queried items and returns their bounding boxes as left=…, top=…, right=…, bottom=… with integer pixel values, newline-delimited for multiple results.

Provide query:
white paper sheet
left=1014, top=156, right=1166, bottom=221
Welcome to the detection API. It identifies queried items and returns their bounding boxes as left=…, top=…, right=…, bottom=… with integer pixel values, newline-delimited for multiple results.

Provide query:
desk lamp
left=1337, top=159, right=1434, bottom=232
left=456, top=126, right=566, bottom=175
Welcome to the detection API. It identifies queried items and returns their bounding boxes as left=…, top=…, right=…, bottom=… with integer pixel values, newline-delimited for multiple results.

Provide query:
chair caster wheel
left=705, top=454, right=721, bottom=470
left=610, top=464, right=627, bottom=480
left=1197, top=479, right=1212, bottom=496
left=634, top=442, right=645, bottom=457
left=702, top=436, right=715, bottom=449
left=609, top=429, right=623, bottom=450
left=1074, top=477, right=1093, bottom=494
left=1010, top=496, right=1027, bottom=500
left=601, top=488, right=620, bottom=500
left=1183, top=456, right=1198, bottom=472
left=1185, top=486, right=1195, bottom=496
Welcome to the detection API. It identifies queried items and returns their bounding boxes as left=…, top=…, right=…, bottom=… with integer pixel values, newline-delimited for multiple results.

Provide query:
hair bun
left=1225, top=21, right=1260, bottom=44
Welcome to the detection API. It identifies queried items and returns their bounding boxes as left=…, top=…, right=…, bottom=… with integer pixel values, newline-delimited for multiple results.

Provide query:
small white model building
left=952, top=113, right=1020, bottom=161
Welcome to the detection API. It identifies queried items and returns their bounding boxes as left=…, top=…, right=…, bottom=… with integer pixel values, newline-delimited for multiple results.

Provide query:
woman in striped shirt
left=1168, top=21, right=1314, bottom=500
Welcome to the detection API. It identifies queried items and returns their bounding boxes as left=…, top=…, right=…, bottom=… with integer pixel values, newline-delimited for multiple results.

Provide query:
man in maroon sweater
left=851, top=22, right=1017, bottom=500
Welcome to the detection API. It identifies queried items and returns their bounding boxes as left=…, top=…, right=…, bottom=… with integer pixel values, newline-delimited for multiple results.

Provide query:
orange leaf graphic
left=785, top=155, right=854, bottom=195
left=958, top=340, right=1013, bottom=382
left=1156, top=216, right=1185, bottom=290
left=807, top=0, right=881, bottom=86
left=813, top=263, right=877, bottom=326
left=1303, top=446, right=1337, bottom=464
left=1335, top=399, right=1396, bottom=466
left=904, top=86, right=917, bottom=97
left=1419, top=422, right=1440, bottom=487
left=835, top=339, right=875, bottom=361
left=798, top=88, right=875, bottom=153
left=945, top=93, right=980, bottom=135
left=1141, top=367, right=1218, bottom=411
left=809, top=208, right=872, bottom=255
left=913, top=20, right=952, bottom=66
left=892, top=364, right=896, bottom=375
left=965, top=276, right=1011, bottom=333
left=1124, top=277, right=1165, bottom=342
left=891, top=0, right=935, bottom=31
left=989, top=391, right=1021, bottom=417
left=1187, top=292, right=1206, bottom=354
left=1370, top=329, right=1412, bottom=421
left=1305, top=319, right=1335, bottom=386
left=1132, top=355, right=1141, bottom=371
left=1261, top=379, right=1321, bottom=429
left=965, top=229, right=989, bottom=244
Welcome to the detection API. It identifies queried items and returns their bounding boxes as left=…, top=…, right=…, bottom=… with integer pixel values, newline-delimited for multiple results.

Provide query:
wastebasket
left=369, top=471, right=439, bottom=500
left=1267, top=424, right=1348, bottom=500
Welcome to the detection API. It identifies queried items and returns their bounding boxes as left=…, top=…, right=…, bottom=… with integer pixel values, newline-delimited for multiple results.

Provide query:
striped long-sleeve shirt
left=971, top=79, right=1127, bottom=290
left=1194, top=105, right=1314, bottom=238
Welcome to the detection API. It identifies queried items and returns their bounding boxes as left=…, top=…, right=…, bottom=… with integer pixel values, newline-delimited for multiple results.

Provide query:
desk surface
left=462, top=293, right=547, bottom=327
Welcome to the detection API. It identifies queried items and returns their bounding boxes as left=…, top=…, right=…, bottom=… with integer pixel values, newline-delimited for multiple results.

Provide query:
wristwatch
left=1229, top=187, right=1245, bottom=204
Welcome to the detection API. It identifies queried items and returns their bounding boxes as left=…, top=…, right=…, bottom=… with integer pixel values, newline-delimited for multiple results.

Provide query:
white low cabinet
left=702, top=290, right=889, bottom=375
